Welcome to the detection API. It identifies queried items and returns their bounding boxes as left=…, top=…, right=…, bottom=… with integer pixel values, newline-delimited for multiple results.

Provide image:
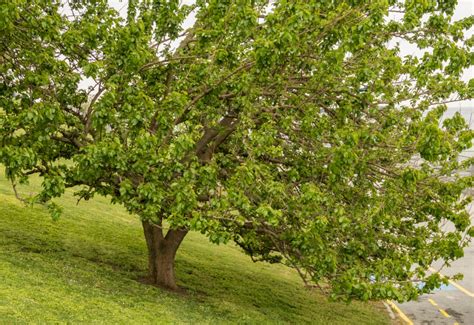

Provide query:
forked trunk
left=142, top=220, right=188, bottom=290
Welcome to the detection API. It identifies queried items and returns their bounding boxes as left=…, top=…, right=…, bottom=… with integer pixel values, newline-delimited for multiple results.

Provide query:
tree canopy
left=1, top=0, right=474, bottom=301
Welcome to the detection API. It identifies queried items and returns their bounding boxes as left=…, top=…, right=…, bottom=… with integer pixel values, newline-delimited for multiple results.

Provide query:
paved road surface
left=394, top=202, right=474, bottom=324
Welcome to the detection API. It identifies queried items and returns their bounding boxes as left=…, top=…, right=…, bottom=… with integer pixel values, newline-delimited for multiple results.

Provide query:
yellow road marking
left=429, top=267, right=474, bottom=298
left=386, top=300, right=414, bottom=325
left=439, top=308, right=451, bottom=318
left=427, top=297, right=454, bottom=319
left=454, top=322, right=459, bottom=325
left=428, top=298, right=438, bottom=306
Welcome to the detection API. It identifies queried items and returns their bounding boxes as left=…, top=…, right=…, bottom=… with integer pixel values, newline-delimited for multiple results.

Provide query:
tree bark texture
left=142, top=220, right=188, bottom=290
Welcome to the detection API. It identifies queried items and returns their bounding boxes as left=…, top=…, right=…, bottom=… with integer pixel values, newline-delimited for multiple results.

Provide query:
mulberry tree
left=1, top=0, right=474, bottom=301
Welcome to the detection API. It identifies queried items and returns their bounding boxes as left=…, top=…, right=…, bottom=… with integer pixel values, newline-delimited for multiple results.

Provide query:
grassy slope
left=0, top=171, right=390, bottom=324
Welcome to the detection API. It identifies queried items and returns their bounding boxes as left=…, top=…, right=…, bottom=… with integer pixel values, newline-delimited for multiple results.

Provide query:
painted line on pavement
left=427, top=297, right=453, bottom=319
left=439, top=308, right=451, bottom=318
left=429, top=267, right=474, bottom=298
left=386, top=300, right=414, bottom=325
left=428, top=298, right=438, bottom=306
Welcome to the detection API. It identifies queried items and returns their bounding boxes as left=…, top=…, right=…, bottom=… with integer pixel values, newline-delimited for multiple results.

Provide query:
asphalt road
left=394, top=201, right=474, bottom=325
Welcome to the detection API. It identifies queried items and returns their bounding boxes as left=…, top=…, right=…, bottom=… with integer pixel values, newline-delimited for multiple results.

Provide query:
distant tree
left=1, top=0, right=473, bottom=301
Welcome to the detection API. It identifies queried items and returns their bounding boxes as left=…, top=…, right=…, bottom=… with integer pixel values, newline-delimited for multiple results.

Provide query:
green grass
left=0, top=170, right=390, bottom=324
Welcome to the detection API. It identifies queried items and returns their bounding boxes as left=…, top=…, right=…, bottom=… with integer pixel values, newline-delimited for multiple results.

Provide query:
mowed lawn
left=0, top=169, right=390, bottom=324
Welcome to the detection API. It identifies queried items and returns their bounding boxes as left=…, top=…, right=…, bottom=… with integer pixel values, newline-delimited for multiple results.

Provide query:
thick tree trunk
left=142, top=220, right=188, bottom=290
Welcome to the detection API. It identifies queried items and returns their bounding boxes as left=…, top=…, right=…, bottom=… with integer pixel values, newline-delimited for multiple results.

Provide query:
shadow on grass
left=0, top=193, right=388, bottom=324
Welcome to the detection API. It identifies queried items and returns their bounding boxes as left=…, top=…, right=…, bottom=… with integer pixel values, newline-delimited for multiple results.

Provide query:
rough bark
left=142, top=220, right=188, bottom=290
